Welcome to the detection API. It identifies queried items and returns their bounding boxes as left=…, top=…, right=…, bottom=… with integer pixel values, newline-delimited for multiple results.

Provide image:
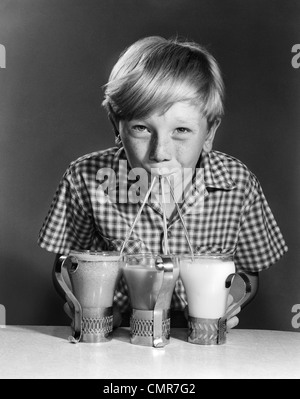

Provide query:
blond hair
left=102, top=36, right=224, bottom=137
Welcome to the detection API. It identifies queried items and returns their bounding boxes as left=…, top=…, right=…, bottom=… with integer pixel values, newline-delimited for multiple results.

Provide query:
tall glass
left=122, top=253, right=179, bottom=347
left=55, top=250, right=122, bottom=343
left=179, top=254, right=251, bottom=345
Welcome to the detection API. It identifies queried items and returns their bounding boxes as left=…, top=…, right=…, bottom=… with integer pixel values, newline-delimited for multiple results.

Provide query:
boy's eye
left=132, top=125, right=149, bottom=132
left=175, top=127, right=191, bottom=134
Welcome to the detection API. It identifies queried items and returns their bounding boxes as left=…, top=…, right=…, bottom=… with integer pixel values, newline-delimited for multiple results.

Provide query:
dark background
left=0, top=0, right=299, bottom=331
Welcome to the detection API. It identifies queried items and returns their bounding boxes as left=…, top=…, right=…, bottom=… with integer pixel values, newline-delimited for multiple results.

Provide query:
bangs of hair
left=102, top=36, right=224, bottom=123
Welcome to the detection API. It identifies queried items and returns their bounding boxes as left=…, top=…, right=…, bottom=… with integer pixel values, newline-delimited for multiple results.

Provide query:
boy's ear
left=203, top=118, right=221, bottom=153
left=109, top=114, right=123, bottom=146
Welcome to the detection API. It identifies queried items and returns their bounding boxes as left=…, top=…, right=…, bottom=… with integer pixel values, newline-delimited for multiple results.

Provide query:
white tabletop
left=0, top=326, right=300, bottom=379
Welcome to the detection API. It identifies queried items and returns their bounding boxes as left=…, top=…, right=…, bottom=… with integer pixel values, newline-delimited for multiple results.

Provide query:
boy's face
left=119, top=101, right=218, bottom=189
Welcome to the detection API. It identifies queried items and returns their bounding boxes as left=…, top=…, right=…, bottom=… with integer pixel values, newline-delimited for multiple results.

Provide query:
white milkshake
left=179, top=254, right=235, bottom=319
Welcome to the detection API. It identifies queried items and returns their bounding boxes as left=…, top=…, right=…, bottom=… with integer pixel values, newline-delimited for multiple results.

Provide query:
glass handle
left=54, top=256, right=82, bottom=343
left=153, top=256, right=174, bottom=348
left=224, top=272, right=252, bottom=321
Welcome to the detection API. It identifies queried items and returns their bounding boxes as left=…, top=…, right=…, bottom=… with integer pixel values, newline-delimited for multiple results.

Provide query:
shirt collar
left=201, top=151, right=236, bottom=191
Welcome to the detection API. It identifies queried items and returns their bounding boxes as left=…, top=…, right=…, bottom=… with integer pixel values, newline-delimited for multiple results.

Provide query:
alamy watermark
left=95, top=161, right=204, bottom=206
left=291, top=304, right=300, bottom=329
left=0, top=44, right=6, bottom=68
left=0, top=304, right=6, bottom=326
left=291, top=44, right=300, bottom=69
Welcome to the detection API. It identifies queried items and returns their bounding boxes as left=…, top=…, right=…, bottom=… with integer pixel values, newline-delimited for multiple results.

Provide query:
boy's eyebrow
left=174, top=117, right=199, bottom=125
left=174, top=117, right=190, bottom=124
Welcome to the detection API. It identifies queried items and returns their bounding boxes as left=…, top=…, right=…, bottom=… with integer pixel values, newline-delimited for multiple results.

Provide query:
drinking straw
left=160, top=176, right=170, bottom=255
left=165, top=176, right=194, bottom=259
left=120, top=172, right=194, bottom=259
left=120, top=175, right=157, bottom=255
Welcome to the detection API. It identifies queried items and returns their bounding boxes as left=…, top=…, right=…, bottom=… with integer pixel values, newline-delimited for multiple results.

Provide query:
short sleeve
left=234, top=176, right=288, bottom=272
left=37, top=169, right=96, bottom=254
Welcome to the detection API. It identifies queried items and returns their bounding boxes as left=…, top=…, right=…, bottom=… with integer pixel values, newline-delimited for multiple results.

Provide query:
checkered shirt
left=38, top=147, right=288, bottom=313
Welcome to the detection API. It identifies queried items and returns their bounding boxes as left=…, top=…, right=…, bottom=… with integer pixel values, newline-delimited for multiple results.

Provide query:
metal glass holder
left=120, top=172, right=194, bottom=347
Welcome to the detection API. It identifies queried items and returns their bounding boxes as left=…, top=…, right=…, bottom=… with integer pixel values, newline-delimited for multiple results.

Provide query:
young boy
left=38, top=36, right=288, bottom=329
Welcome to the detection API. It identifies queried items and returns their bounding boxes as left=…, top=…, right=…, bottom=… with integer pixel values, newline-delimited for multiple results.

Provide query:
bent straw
left=160, top=177, right=170, bottom=255
left=120, top=175, right=157, bottom=255
left=165, top=176, right=194, bottom=259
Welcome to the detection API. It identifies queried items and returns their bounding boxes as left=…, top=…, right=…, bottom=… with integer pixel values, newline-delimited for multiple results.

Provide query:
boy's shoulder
left=66, top=146, right=124, bottom=174
left=211, top=150, right=260, bottom=187
left=213, top=150, right=249, bottom=170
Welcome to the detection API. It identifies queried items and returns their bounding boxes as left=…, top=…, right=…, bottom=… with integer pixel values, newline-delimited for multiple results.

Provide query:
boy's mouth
left=150, top=166, right=181, bottom=177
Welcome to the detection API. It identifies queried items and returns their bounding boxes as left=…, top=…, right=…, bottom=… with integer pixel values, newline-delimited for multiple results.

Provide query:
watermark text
left=0, top=44, right=6, bottom=68
left=291, top=44, right=300, bottom=69
left=96, top=161, right=204, bottom=205
left=0, top=304, right=6, bottom=326
left=291, top=304, right=300, bottom=329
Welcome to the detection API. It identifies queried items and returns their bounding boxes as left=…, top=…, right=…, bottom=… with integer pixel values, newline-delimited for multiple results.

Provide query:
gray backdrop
left=0, top=0, right=299, bottom=331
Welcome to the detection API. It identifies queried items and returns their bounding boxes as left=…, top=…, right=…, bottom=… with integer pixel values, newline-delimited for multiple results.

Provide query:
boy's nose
left=149, top=135, right=172, bottom=163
